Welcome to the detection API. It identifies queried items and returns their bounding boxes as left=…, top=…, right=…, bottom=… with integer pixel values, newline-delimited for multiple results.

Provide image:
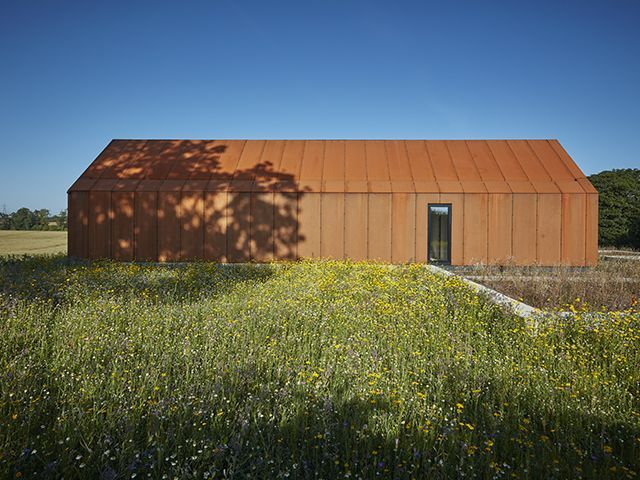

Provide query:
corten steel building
left=67, top=139, right=598, bottom=266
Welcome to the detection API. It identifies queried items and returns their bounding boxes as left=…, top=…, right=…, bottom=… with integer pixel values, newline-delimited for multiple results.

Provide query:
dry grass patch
left=458, top=257, right=640, bottom=312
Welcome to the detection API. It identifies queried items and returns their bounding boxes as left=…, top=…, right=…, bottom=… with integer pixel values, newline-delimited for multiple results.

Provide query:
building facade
left=68, top=139, right=598, bottom=265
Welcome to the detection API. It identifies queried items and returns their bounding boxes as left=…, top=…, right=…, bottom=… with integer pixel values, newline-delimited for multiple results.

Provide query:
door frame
left=427, top=203, right=452, bottom=265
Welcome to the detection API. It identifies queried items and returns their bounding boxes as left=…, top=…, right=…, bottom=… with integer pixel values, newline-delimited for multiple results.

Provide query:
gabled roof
left=68, top=139, right=597, bottom=194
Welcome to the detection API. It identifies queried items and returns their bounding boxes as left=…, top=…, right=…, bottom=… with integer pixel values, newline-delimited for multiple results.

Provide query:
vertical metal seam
left=319, top=141, right=326, bottom=258
left=342, top=141, right=346, bottom=259
left=384, top=141, right=394, bottom=261
left=442, top=141, right=462, bottom=182
left=402, top=140, right=417, bottom=192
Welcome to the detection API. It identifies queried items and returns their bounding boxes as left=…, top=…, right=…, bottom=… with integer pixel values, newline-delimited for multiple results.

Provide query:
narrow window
left=428, top=204, right=451, bottom=264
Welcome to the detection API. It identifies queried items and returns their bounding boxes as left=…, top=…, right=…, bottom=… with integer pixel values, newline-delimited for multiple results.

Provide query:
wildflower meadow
left=0, top=256, right=638, bottom=478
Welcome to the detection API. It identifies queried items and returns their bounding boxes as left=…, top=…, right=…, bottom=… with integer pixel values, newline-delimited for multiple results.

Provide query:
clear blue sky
left=1, top=0, right=638, bottom=213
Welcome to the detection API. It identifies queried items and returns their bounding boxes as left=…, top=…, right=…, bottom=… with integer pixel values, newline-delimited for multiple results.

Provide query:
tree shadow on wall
left=105, top=140, right=308, bottom=262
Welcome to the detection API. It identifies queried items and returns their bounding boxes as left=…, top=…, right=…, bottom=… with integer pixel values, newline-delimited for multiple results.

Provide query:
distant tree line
left=0, top=208, right=67, bottom=231
left=588, top=168, right=640, bottom=248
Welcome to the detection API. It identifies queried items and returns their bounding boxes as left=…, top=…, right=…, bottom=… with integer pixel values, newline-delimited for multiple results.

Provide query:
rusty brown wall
left=68, top=190, right=598, bottom=265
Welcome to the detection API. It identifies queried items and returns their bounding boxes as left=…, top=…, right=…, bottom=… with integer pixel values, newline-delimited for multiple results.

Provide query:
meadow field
left=0, top=256, right=639, bottom=479
left=0, top=231, right=67, bottom=255
left=460, top=258, right=640, bottom=312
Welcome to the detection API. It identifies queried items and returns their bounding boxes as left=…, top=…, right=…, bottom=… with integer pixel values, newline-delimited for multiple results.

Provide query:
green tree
left=0, top=212, right=10, bottom=230
left=10, top=208, right=38, bottom=230
left=588, top=168, right=640, bottom=248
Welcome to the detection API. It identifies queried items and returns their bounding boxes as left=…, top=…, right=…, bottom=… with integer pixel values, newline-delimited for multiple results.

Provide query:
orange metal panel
left=577, top=178, right=598, bottom=194
left=323, top=140, right=345, bottom=181
left=463, top=193, right=488, bottom=264
left=585, top=194, right=598, bottom=266
left=279, top=140, right=305, bottom=179
left=561, top=193, right=586, bottom=266
left=216, top=140, right=246, bottom=176
left=68, top=177, right=97, bottom=192
left=506, top=140, right=554, bottom=182
left=527, top=140, right=574, bottom=180
left=345, top=140, right=367, bottom=182
left=405, top=141, right=436, bottom=182
left=365, top=141, right=389, bottom=182
left=415, top=193, right=441, bottom=263
left=204, top=191, right=227, bottom=261
left=512, top=194, right=537, bottom=265
left=300, top=140, right=324, bottom=181
left=507, top=180, right=537, bottom=193
left=254, top=140, right=286, bottom=191
left=555, top=179, right=586, bottom=194
left=297, top=193, right=321, bottom=258
left=536, top=193, right=562, bottom=265
left=465, top=140, right=505, bottom=182
left=88, top=191, right=111, bottom=259
left=445, top=141, right=481, bottom=185
left=180, top=192, right=204, bottom=260
left=437, top=181, right=464, bottom=193
left=111, top=192, right=134, bottom=261
left=385, top=140, right=413, bottom=182
left=136, top=141, right=179, bottom=180
left=439, top=193, right=464, bottom=265
left=426, top=140, right=458, bottom=182
left=157, top=191, right=181, bottom=262
left=487, top=193, right=513, bottom=264
left=274, top=192, right=298, bottom=260
left=226, top=192, right=251, bottom=262
left=321, top=193, right=345, bottom=259
left=250, top=192, right=275, bottom=261
left=134, top=191, right=158, bottom=261
left=344, top=193, right=368, bottom=260
left=234, top=140, right=266, bottom=179
left=391, top=193, right=416, bottom=263
left=368, top=194, right=392, bottom=261
left=68, top=191, right=89, bottom=258
left=486, top=140, right=530, bottom=181
left=98, top=141, right=147, bottom=179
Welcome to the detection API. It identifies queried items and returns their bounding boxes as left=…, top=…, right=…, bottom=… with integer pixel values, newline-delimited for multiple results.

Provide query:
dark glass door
left=428, top=204, right=451, bottom=264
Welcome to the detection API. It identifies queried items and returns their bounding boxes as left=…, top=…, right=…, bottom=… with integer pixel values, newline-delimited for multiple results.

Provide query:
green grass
left=0, top=256, right=638, bottom=479
left=0, top=231, right=67, bottom=255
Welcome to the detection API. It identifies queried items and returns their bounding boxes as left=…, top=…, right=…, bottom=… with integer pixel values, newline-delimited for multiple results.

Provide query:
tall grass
left=459, top=259, right=640, bottom=312
left=1, top=256, right=638, bottom=478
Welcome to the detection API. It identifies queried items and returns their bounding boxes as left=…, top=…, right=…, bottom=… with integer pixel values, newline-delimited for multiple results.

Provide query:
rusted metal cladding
left=344, top=194, right=368, bottom=261
left=250, top=192, right=275, bottom=261
left=320, top=193, right=345, bottom=259
left=512, top=194, right=537, bottom=265
left=226, top=192, right=252, bottom=262
left=585, top=194, right=599, bottom=266
left=134, top=191, right=158, bottom=261
left=204, top=192, right=227, bottom=262
left=68, top=139, right=597, bottom=265
left=274, top=192, right=298, bottom=260
left=111, top=192, right=135, bottom=261
left=561, top=193, right=586, bottom=266
left=180, top=192, right=204, bottom=261
left=157, top=192, right=180, bottom=262
left=298, top=193, right=321, bottom=259
left=487, top=193, right=513, bottom=264
left=463, top=193, right=488, bottom=264
left=391, top=193, right=416, bottom=263
left=88, top=191, right=111, bottom=259
left=68, top=191, right=89, bottom=258
left=368, top=194, right=392, bottom=261
left=536, top=193, right=562, bottom=265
